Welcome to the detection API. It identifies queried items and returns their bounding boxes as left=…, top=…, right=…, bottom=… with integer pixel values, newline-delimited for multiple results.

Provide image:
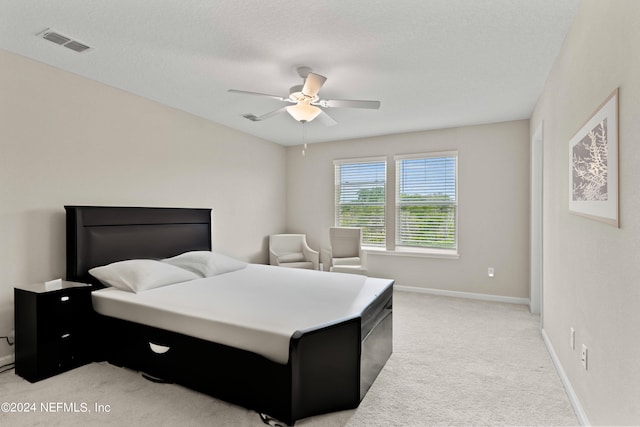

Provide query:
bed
left=65, top=206, right=393, bottom=426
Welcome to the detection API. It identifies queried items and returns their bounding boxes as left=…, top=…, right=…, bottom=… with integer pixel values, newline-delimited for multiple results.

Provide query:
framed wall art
left=569, top=88, right=619, bottom=227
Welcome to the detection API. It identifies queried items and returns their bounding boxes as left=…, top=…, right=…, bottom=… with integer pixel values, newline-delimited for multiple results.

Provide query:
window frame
left=333, top=151, right=459, bottom=258
left=394, top=151, right=458, bottom=255
left=333, top=157, right=387, bottom=248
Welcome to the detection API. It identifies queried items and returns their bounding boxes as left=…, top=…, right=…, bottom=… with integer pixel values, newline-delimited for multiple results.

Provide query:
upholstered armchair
left=325, top=227, right=368, bottom=275
left=269, top=234, right=319, bottom=270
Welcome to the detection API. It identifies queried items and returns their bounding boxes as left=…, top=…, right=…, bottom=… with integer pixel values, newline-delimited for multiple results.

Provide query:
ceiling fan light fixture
left=228, top=66, right=380, bottom=125
left=286, top=102, right=322, bottom=123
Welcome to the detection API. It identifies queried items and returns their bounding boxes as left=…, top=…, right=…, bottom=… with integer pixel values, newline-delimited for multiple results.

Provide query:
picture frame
left=569, top=88, right=619, bottom=227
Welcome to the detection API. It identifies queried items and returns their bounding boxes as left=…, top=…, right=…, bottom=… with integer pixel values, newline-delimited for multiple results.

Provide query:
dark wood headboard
left=65, top=206, right=212, bottom=285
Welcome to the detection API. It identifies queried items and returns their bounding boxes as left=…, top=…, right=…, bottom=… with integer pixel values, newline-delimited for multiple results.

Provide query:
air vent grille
left=43, top=32, right=70, bottom=45
left=37, top=29, right=92, bottom=53
left=64, top=40, right=91, bottom=53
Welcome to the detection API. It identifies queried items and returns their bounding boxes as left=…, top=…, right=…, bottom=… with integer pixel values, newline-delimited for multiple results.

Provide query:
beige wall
left=0, top=50, right=287, bottom=358
left=286, top=120, right=530, bottom=299
left=531, top=1, right=640, bottom=424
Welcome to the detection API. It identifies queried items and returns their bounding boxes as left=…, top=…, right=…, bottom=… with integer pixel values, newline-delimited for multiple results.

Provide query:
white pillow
left=89, top=259, right=200, bottom=293
left=162, top=251, right=247, bottom=277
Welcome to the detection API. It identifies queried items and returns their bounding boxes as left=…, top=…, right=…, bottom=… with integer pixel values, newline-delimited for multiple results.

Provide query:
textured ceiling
left=0, top=0, right=580, bottom=146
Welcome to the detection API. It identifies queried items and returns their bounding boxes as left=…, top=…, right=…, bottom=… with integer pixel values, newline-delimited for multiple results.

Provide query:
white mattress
left=92, top=264, right=393, bottom=364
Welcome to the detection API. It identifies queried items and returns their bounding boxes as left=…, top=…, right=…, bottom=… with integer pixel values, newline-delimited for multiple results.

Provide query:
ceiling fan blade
left=317, top=110, right=338, bottom=126
left=301, top=72, right=327, bottom=97
left=319, top=99, right=381, bottom=109
left=228, top=89, right=289, bottom=102
left=242, top=107, right=287, bottom=122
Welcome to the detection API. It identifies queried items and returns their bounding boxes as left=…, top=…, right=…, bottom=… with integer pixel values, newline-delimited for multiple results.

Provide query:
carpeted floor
left=0, top=291, right=578, bottom=426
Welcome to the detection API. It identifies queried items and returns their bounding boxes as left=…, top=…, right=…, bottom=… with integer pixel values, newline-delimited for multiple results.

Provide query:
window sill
left=363, top=247, right=459, bottom=259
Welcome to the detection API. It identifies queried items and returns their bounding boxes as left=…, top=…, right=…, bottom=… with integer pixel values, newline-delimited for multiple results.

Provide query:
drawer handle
left=60, top=296, right=70, bottom=302
left=149, top=342, right=170, bottom=354
left=61, top=333, right=71, bottom=339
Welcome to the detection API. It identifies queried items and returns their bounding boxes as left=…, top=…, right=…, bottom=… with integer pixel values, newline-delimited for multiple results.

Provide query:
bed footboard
left=289, top=286, right=393, bottom=421
left=360, top=285, right=393, bottom=399
left=91, top=289, right=392, bottom=426
left=290, top=318, right=362, bottom=422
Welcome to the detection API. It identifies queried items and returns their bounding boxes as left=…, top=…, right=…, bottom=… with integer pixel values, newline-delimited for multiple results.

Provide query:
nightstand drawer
left=39, top=332, right=84, bottom=372
left=14, top=281, right=93, bottom=382
left=38, top=291, right=90, bottom=338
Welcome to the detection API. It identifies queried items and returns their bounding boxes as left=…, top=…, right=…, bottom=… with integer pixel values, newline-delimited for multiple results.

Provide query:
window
left=334, top=152, right=457, bottom=255
left=334, top=158, right=386, bottom=247
left=395, top=152, right=457, bottom=251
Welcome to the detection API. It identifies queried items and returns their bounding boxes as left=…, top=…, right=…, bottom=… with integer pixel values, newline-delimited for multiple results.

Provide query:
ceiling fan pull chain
left=301, top=122, right=308, bottom=156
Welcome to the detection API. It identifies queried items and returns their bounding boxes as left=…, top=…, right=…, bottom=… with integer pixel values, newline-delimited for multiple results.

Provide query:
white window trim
left=333, top=156, right=387, bottom=166
left=333, top=152, right=459, bottom=258
left=393, top=150, right=458, bottom=253
left=393, top=150, right=458, bottom=161
left=334, top=156, right=387, bottom=248
left=364, top=246, right=460, bottom=259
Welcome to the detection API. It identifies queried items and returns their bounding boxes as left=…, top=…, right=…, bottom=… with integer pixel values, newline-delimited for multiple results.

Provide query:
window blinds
left=334, top=158, right=386, bottom=247
left=395, top=153, right=457, bottom=250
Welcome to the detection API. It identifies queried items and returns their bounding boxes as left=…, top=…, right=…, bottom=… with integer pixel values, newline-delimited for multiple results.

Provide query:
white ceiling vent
left=37, top=28, right=92, bottom=53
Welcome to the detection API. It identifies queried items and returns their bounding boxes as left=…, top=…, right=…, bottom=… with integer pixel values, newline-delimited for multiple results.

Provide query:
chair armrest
left=320, top=247, right=333, bottom=271
left=359, top=248, right=367, bottom=268
left=302, top=242, right=320, bottom=270
left=269, top=249, right=281, bottom=266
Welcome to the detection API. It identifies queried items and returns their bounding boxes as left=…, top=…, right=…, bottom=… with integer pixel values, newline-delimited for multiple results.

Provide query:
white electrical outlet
left=488, top=267, right=494, bottom=277
left=581, top=344, right=588, bottom=370
left=9, top=329, right=15, bottom=345
left=570, top=327, right=575, bottom=350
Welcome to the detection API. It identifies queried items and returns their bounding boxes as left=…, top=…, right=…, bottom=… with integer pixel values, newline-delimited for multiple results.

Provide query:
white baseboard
left=395, top=285, right=530, bottom=305
left=541, top=328, right=590, bottom=426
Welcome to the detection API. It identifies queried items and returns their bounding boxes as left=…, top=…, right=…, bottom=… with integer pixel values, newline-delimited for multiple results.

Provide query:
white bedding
left=92, top=264, right=393, bottom=364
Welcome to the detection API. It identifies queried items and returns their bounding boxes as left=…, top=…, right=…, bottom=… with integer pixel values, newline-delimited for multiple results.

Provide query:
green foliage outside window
left=338, top=188, right=456, bottom=249
left=337, top=186, right=385, bottom=247
left=397, top=204, right=456, bottom=248
left=336, top=154, right=456, bottom=251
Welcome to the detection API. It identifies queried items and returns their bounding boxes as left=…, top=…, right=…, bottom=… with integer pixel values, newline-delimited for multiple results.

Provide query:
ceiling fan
left=228, top=66, right=380, bottom=126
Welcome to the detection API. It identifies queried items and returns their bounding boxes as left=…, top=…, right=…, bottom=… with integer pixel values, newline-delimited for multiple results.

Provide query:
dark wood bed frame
left=65, top=206, right=393, bottom=426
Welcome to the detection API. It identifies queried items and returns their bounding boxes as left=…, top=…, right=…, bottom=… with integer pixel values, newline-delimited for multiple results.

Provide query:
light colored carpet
left=0, top=291, right=578, bottom=426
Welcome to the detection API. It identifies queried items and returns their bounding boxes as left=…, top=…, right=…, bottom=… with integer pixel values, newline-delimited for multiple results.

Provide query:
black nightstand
left=14, top=281, right=93, bottom=382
